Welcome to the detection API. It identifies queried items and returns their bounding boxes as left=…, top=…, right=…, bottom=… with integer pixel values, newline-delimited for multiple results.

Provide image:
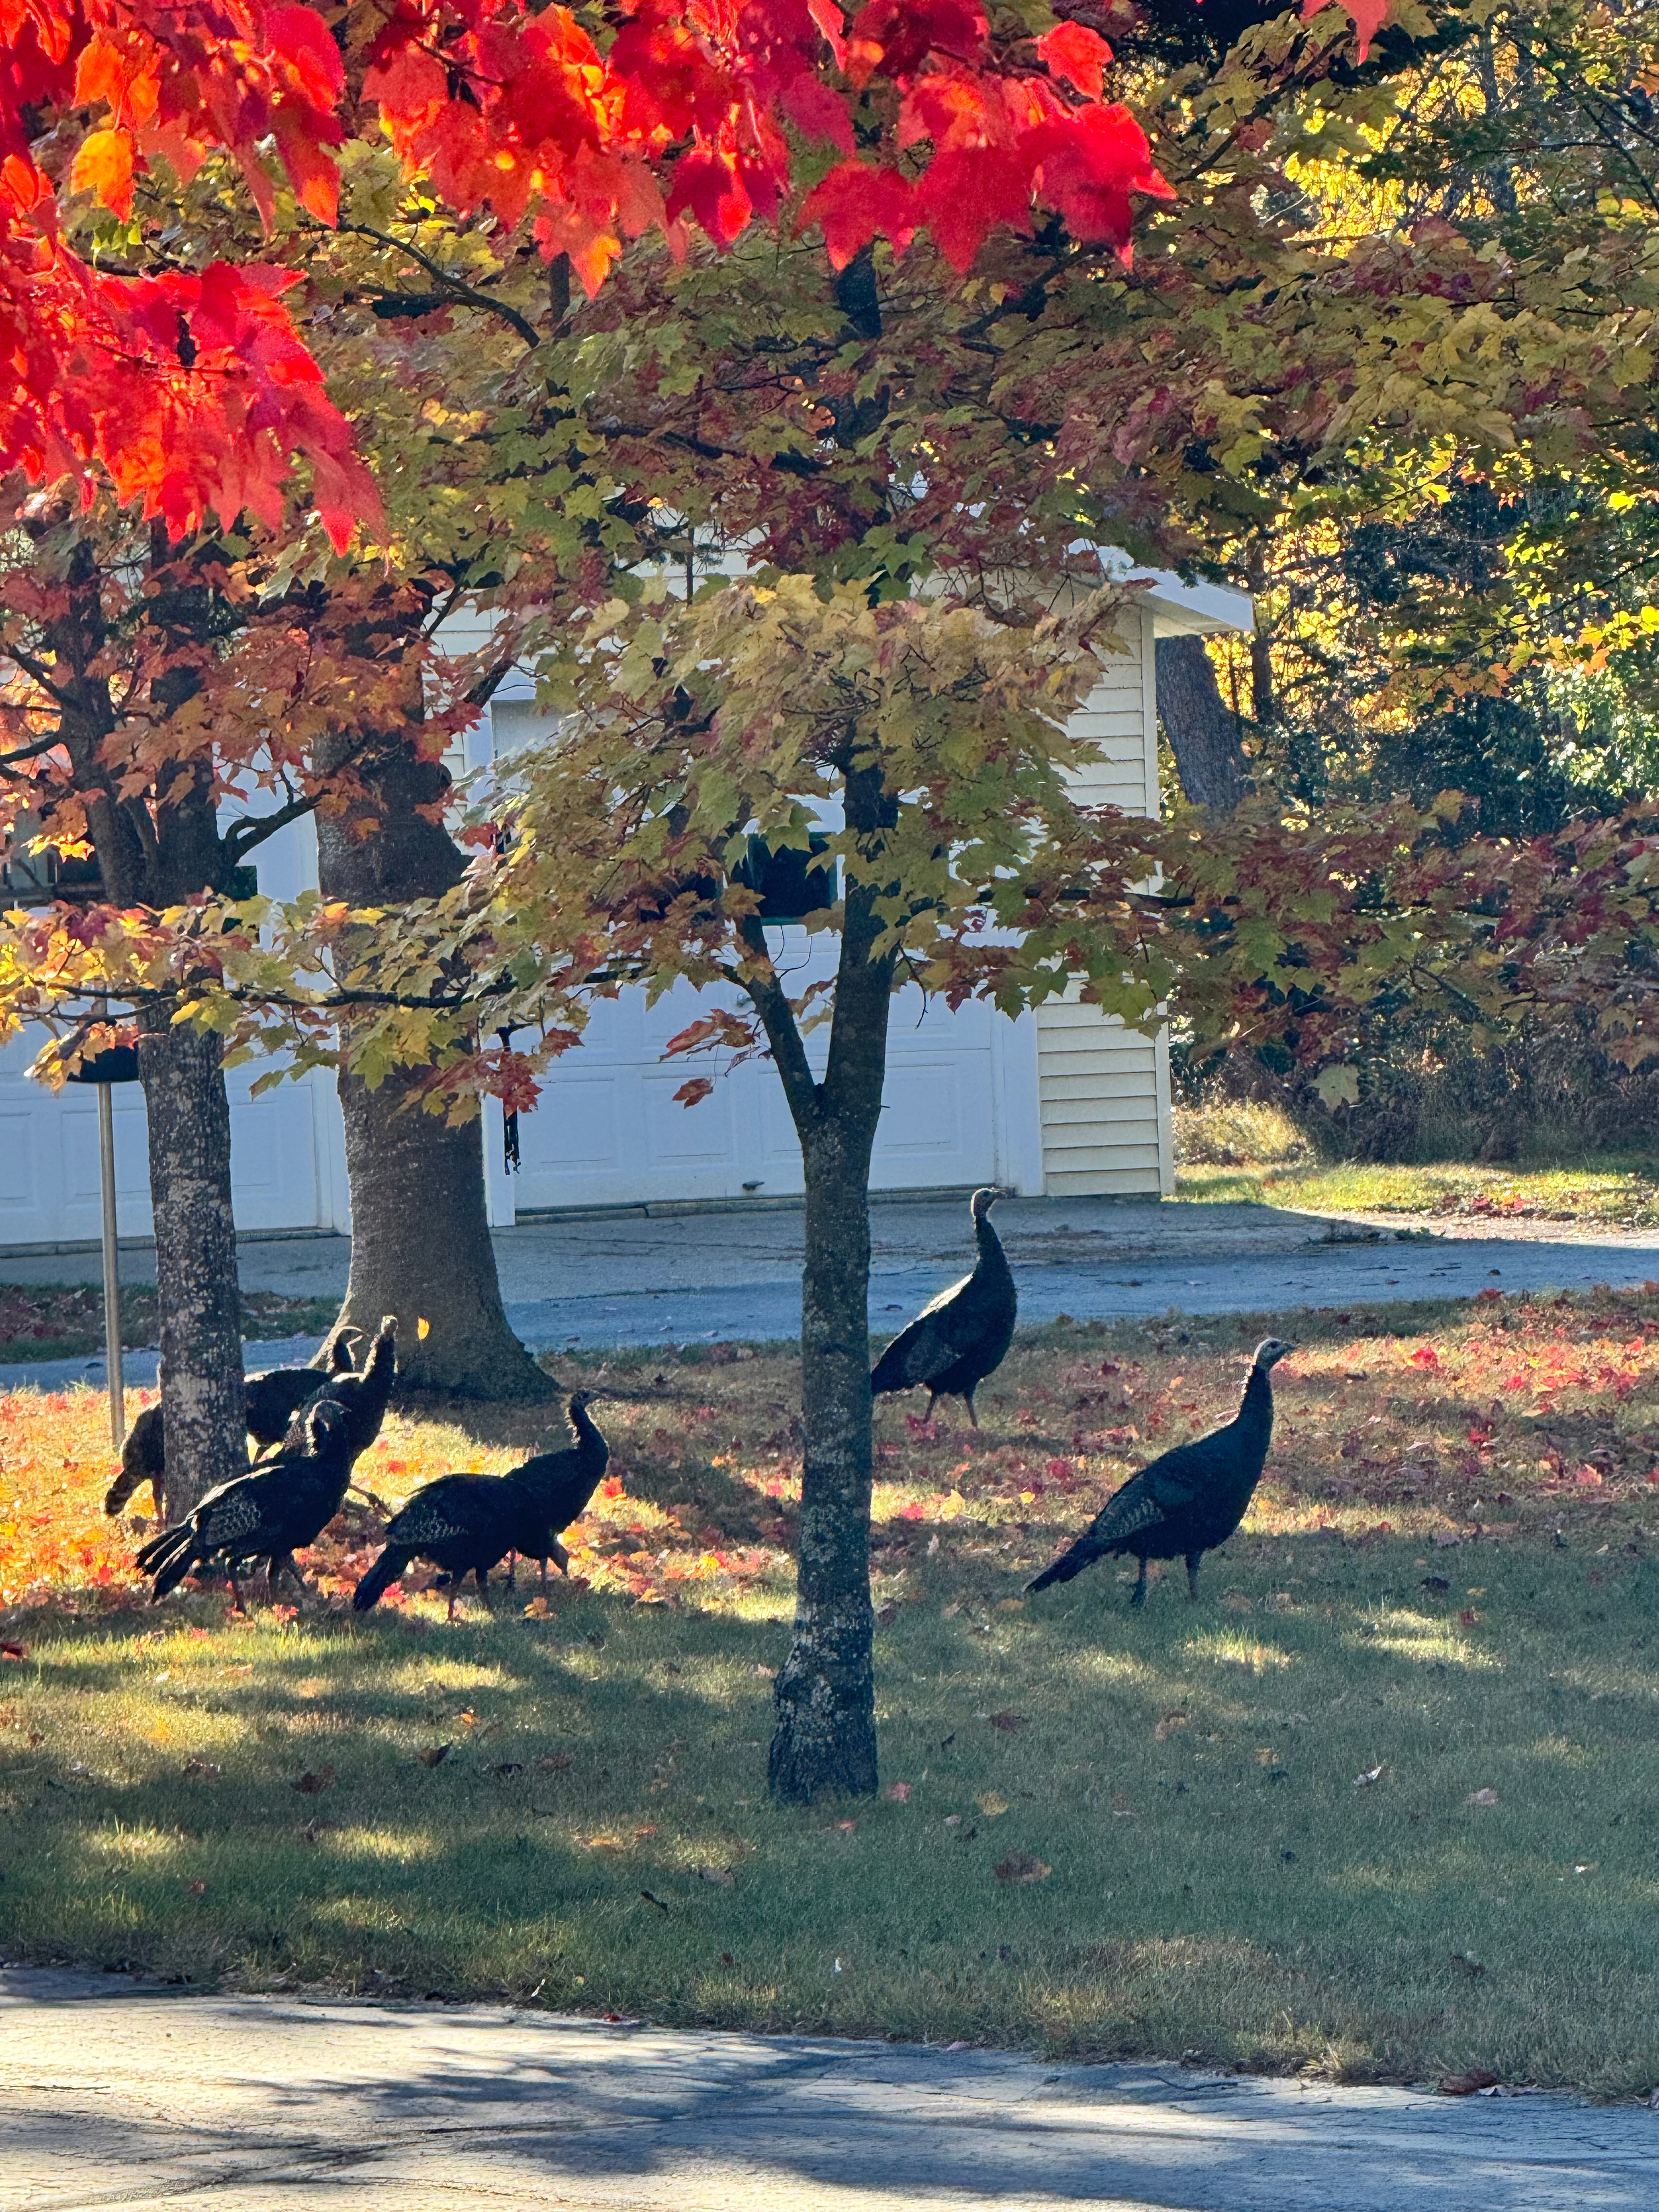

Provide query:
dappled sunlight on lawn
left=2, top=1296, right=1659, bottom=2090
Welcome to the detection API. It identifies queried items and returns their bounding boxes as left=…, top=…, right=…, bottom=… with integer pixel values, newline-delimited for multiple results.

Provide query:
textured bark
left=46, top=538, right=249, bottom=1521
left=137, top=1016, right=245, bottom=1518
left=1155, top=634, right=1250, bottom=812
left=316, top=717, right=554, bottom=1401
left=753, top=758, right=895, bottom=1804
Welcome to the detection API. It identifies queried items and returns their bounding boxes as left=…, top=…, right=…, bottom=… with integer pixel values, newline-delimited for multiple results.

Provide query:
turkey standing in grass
left=104, top=1333, right=362, bottom=1521
left=871, top=1187, right=1015, bottom=1426
left=1026, top=1339, right=1295, bottom=1606
left=502, top=1390, right=610, bottom=1588
left=353, top=1474, right=567, bottom=1620
left=135, top=1400, right=353, bottom=1606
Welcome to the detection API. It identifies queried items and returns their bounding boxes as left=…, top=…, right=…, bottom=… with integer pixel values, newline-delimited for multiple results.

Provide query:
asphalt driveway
left=0, top=1192, right=1655, bottom=1389
left=2, top=1971, right=1655, bottom=2211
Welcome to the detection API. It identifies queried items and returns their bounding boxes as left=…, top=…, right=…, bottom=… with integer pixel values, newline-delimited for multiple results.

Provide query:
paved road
left=3, top=1196, right=1657, bottom=1390
left=1, top=1972, right=1654, bottom=2211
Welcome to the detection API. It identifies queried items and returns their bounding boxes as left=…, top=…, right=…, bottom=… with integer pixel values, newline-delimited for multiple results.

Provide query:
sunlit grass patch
left=1176, top=1150, right=1659, bottom=1228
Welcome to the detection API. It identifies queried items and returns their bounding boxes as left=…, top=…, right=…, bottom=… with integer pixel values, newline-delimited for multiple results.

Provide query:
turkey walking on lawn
left=1026, top=1338, right=1295, bottom=1606
left=502, top=1390, right=611, bottom=1588
left=353, top=1474, right=568, bottom=1620
left=104, top=1333, right=362, bottom=1521
left=135, top=1399, right=353, bottom=1606
left=871, top=1187, right=1015, bottom=1426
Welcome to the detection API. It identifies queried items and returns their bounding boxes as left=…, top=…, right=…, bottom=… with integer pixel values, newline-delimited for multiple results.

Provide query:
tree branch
left=737, top=913, right=821, bottom=1132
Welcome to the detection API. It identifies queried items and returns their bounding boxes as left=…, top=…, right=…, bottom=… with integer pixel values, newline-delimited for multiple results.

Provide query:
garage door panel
left=641, top=1074, right=737, bottom=1166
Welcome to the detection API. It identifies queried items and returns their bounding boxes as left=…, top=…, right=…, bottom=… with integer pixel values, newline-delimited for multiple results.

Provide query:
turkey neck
left=974, top=1212, right=1012, bottom=1286
left=1225, top=1363, right=1275, bottom=1480
left=569, top=1400, right=608, bottom=1475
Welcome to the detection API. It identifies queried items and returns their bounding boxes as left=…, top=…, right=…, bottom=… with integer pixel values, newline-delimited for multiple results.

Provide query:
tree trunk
left=758, top=757, right=895, bottom=1804
left=1155, top=634, right=1250, bottom=812
left=769, top=1118, right=883, bottom=1802
left=331, top=1065, right=549, bottom=1397
left=316, top=719, right=554, bottom=1402
left=137, top=1015, right=246, bottom=1519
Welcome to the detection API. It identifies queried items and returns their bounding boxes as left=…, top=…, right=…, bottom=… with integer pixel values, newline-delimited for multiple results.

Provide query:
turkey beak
left=550, top=1538, right=571, bottom=1576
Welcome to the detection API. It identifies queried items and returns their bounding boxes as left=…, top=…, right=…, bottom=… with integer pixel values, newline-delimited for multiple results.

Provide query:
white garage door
left=510, top=938, right=1024, bottom=1211
left=0, top=1035, right=336, bottom=1248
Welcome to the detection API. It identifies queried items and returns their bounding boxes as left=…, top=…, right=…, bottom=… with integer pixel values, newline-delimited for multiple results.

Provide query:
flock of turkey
left=107, top=1187, right=1290, bottom=1619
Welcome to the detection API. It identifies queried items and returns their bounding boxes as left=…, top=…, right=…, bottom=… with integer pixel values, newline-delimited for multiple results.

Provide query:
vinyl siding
left=1034, top=606, right=1170, bottom=1197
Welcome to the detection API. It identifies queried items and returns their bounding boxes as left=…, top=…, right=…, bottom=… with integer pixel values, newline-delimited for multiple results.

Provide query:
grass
left=1177, top=1155, right=1659, bottom=1228
left=3, top=1295, right=1659, bottom=2092
left=0, top=1284, right=339, bottom=1364
left=1171, top=1102, right=1659, bottom=1226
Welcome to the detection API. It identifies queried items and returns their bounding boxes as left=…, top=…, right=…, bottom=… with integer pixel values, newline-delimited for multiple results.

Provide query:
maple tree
left=0, top=0, right=1197, bottom=1504
left=6, top=0, right=1190, bottom=538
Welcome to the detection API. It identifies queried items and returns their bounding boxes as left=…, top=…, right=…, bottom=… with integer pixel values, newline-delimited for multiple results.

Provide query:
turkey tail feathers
left=353, top=1547, right=413, bottom=1613
left=135, top=1523, right=189, bottom=1577
left=148, top=1538, right=201, bottom=1601
left=1026, top=1537, right=1098, bottom=1593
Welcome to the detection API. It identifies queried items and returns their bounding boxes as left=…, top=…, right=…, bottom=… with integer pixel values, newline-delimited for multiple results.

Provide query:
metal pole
left=97, top=1081, right=124, bottom=1453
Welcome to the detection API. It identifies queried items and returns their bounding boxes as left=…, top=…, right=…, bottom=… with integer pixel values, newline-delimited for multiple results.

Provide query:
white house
left=0, top=573, right=1250, bottom=1249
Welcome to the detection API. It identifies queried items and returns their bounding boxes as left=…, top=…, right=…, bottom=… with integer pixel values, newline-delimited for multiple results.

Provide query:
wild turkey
left=1026, top=1338, right=1295, bottom=1606
left=871, top=1187, right=1015, bottom=1426
left=353, top=1474, right=567, bottom=1620
left=274, top=1316, right=397, bottom=1468
left=104, top=1396, right=168, bottom=1520
left=135, top=1399, right=353, bottom=1606
left=104, top=1334, right=362, bottom=1519
left=503, top=1390, right=610, bottom=1587
left=246, top=1330, right=360, bottom=1452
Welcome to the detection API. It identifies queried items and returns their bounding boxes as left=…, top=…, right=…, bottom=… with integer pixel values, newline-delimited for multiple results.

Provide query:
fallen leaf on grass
left=833, top=1819, right=856, bottom=1835
left=1466, top=1787, right=1499, bottom=1806
left=180, top=1759, right=221, bottom=1781
left=976, top=1791, right=1010, bottom=1818
left=699, top=1864, right=736, bottom=1886
left=0, top=1641, right=26, bottom=1661
left=417, top=1745, right=452, bottom=1768
left=1154, top=1712, right=1189, bottom=1741
left=988, top=1712, right=1029, bottom=1733
left=535, top=1752, right=572, bottom=1773
left=755, top=1664, right=777, bottom=1679
left=1440, top=2068, right=1498, bottom=2096
left=291, top=1765, right=337, bottom=1795
left=185, top=1880, right=206, bottom=1899
left=994, top=1854, right=1051, bottom=1884
left=1459, top=1608, right=1481, bottom=1626
left=883, top=1782, right=911, bottom=1802
left=1354, top=1765, right=1385, bottom=1788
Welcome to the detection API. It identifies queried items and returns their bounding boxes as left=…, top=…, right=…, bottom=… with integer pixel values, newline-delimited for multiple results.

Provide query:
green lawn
left=4, top=1511, right=1658, bottom=2089
left=1177, top=1155, right=1659, bottom=1230
left=5, top=1296, right=1659, bottom=2093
